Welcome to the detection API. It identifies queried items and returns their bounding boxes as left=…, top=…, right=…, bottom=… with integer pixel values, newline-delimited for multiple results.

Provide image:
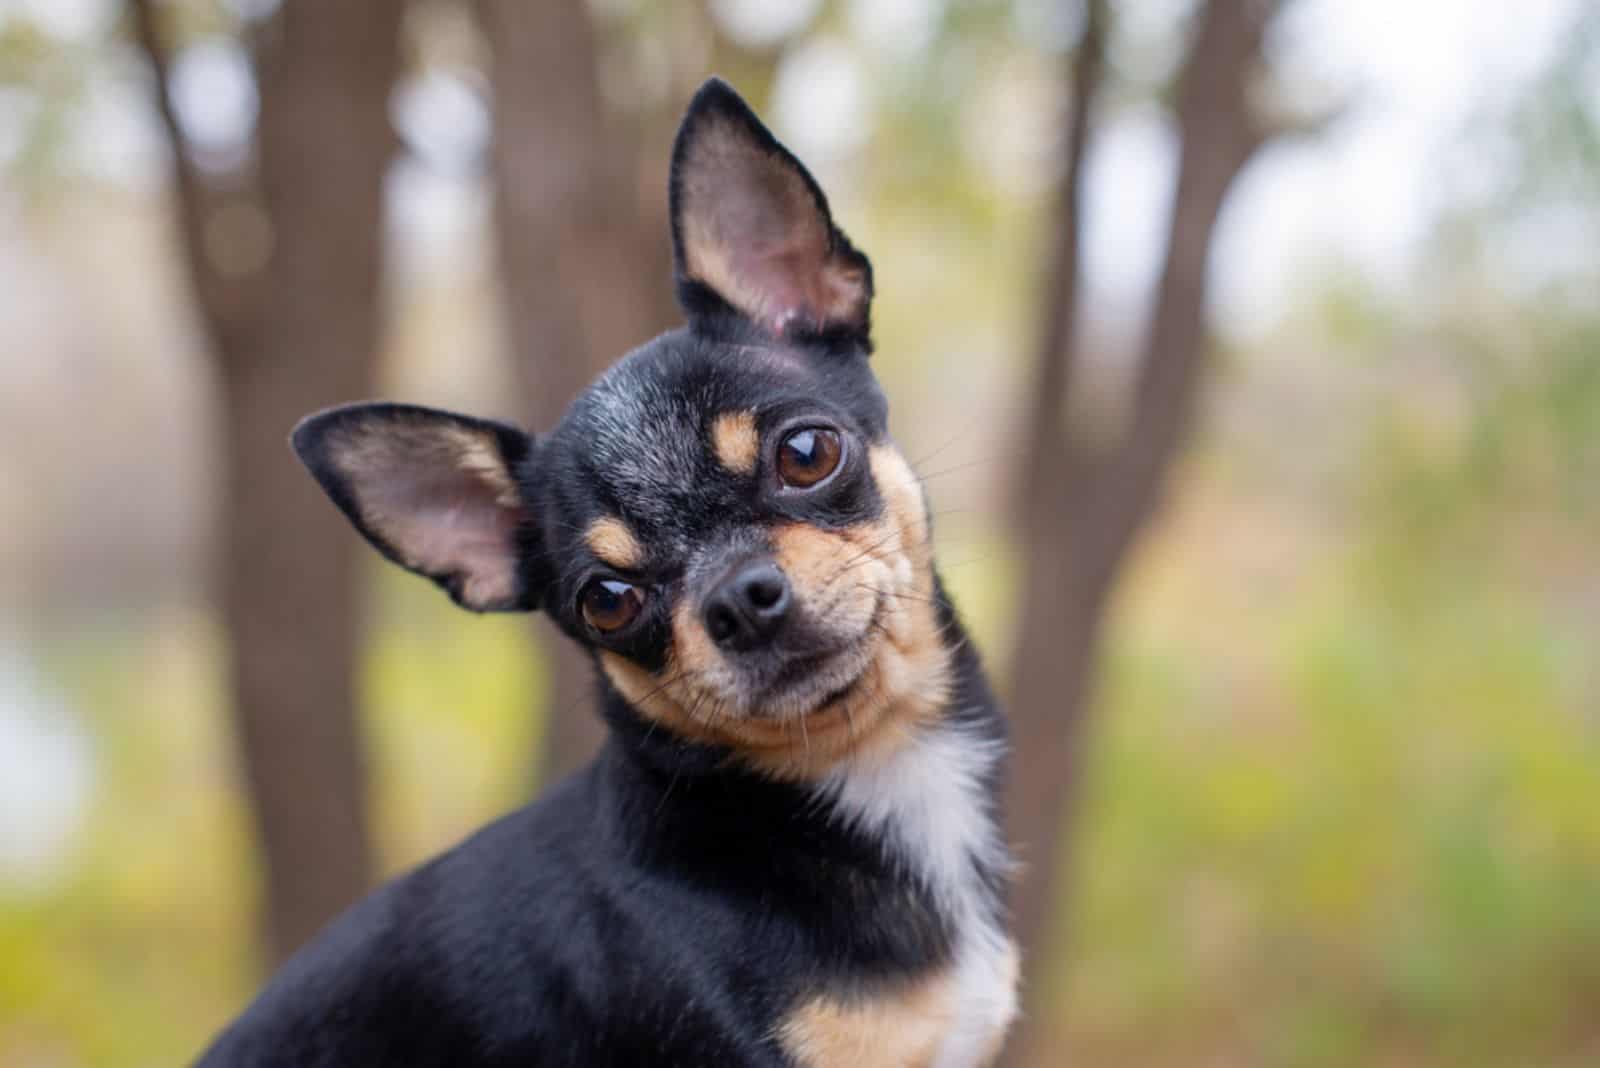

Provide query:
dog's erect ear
left=669, top=77, right=873, bottom=346
left=292, top=403, right=543, bottom=613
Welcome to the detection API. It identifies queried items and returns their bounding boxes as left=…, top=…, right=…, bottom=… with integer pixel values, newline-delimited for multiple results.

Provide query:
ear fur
left=669, top=77, right=873, bottom=347
left=291, top=402, right=542, bottom=613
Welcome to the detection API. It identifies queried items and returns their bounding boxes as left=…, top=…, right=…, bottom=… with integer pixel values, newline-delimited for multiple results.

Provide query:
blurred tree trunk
left=1004, top=1, right=1284, bottom=1061
left=131, top=0, right=403, bottom=966
left=475, top=0, right=677, bottom=787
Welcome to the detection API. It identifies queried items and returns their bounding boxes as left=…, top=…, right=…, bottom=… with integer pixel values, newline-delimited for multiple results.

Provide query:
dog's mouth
left=739, top=593, right=886, bottom=720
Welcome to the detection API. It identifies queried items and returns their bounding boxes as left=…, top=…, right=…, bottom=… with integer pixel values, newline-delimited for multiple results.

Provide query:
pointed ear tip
left=288, top=402, right=390, bottom=471
left=682, top=76, right=759, bottom=131
left=288, top=413, right=326, bottom=463
left=691, top=76, right=742, bottom=106
left=288, top=404, right=357, bottom=459
left=672, top=77, right=786, bottom=212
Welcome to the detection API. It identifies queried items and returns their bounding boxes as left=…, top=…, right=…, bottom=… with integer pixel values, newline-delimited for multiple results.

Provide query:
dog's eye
left=777, top=428, right=842, bottom=489
left=580, top=578, right=645, bottom=633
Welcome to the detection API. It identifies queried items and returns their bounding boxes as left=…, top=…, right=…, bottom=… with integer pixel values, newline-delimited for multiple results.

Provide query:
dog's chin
left=751, top=642, right=876, bottom=720
left=734, top=604, right=884, bottom=721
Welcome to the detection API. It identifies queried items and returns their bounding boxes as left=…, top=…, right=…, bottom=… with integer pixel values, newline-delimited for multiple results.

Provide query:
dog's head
left=293, top=80, right=950, bottom=777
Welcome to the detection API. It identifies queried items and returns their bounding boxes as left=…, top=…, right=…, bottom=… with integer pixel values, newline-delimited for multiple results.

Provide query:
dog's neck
left=593, top=617, right=1016, bottom=1064
left=593, top=600, right=1009, bottom=915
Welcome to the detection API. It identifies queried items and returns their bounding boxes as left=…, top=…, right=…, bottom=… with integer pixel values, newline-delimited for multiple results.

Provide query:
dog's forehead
left=544, top=329, right=892, bottom=565
left=552, top=336, right=814, bottom=540
left=584, top=367, right=706, bottom=512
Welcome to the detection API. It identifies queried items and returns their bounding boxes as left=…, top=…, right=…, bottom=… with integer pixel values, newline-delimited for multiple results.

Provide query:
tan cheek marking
left=868, top=444, right=931, bottom=575
left=738, top=498, right=949, bottom=780
left=598, top=651, right=719, bottom=746
left=778, top=971, right=960, bottom=1068
left=585, top=517, right=644, bottom=571
left=598, top=651, right=661, bottom=711
left=711, top=409, right=760, bottom=476
left=670, top=596, right=724, bottom=690
left=770, top=523, right=868, bottom=613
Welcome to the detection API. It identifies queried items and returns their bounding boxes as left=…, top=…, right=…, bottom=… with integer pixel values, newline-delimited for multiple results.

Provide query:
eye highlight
left=580, top=578, right=645, bottom=634
left=777, top=428, right=843, bottom=489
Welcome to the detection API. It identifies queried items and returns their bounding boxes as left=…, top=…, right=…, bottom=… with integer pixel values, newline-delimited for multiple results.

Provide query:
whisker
left=654, top=763, right=684, bottom=821
left=628, top=666, right=699, bottom=709
left=914, top=450, right=1028, bottom=484
left=833, top=525, right=906, bottom=573
left=819, top=509, right=928, bottom=588
left=856, top=584, right=942, bottom=607
left=935, top=550, right=1005, bottom=572
left=633, top=668, right=696, bottom=748
left=823, top=504, right=965, bottom=580
left=682, top=688, right=709, bottom=727
left=905, top=426, right=977, bottom=472
left=869, top=606, right=967, bottom=652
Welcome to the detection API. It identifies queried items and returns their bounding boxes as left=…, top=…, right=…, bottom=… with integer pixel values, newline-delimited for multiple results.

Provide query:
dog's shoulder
left=194, top=773, right=612, bottom=1066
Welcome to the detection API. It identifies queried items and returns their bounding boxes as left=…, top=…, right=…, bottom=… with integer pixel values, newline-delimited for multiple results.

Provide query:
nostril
left=706, top=562, right=790, bottom=650
left=705, top=601, right=740, bottom=644
left=745, top=572, right=786, bottom=612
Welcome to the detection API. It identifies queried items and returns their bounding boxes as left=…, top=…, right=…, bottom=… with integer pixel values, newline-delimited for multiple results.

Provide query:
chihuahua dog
left=196, top=79, right=1017, bottom=1067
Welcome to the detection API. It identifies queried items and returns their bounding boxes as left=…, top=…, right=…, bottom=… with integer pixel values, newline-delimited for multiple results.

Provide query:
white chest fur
left=807, top=720, right=1019, bottom=1068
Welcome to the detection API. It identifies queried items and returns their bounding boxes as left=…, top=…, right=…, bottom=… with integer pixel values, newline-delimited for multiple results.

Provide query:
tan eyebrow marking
left=585, top=516, right=644, bottom=570
left=711, top=409, right=760, bottom=476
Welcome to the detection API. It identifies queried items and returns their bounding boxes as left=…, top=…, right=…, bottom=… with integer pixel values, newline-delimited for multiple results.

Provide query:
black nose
left=703, top=562, right=792, bottom=651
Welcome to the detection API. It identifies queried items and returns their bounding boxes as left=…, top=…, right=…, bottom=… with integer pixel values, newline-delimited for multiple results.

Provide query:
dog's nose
left=703, top=562, right=792, bottom=651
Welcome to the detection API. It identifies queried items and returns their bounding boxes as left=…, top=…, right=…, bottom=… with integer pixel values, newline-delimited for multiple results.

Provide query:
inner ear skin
left=670, top=80, right=874, bottom=345
left=294, top=403, right=542, bottom=614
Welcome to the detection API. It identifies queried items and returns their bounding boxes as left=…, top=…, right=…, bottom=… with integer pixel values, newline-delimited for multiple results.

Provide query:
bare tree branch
left=1016, top=0, right=1109, bottom=529
left=127, top=0, right=259, bottom=347
left=1003, top=2, right=1290, bottom=1062
left=476, top=0, right=678, bottom=785
left=1094, top=0, right=1277, bottom=555
left=134, top=0, right=403, bottom=966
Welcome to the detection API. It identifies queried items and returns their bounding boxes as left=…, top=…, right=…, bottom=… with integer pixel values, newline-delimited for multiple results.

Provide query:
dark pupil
left=592, top=581, right=626, bottom=613
left=786, top=431, right=820, bottom=468
left=585, top=580, right=637, bottom=629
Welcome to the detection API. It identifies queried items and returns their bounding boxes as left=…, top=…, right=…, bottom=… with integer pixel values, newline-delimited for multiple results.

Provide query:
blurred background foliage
left=1, top=0, right=1598, bottom=1065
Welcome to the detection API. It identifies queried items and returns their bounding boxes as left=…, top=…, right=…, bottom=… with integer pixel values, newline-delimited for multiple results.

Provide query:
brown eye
left=580, top=579, right=645, bottom=634
left=777, top=428, right=843, bottom=489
